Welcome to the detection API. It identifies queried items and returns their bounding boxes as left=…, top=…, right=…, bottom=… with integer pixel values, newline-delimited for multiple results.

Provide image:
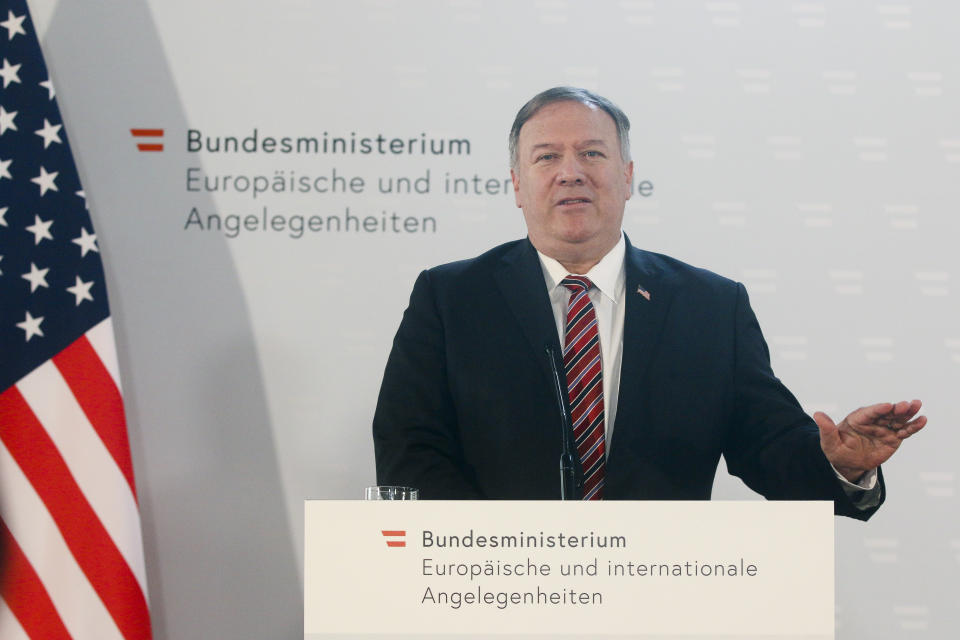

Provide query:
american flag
left=0, top=1, right=152, bottom=638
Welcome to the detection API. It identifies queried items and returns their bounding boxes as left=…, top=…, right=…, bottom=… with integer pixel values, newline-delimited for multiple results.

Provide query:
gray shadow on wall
left=42, top=2, right=301, bottom=638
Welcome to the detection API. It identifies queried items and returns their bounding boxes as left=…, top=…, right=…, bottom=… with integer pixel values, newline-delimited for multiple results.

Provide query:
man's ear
left=511, top=168, right=523, bottom=208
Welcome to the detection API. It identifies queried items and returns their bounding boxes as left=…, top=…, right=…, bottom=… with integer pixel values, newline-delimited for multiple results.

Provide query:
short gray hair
left=508, top=86, right=631, bottom=168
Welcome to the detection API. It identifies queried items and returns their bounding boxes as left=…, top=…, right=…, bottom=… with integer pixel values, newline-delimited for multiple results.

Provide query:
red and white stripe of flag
left=0, top=319, right=152, bottom=640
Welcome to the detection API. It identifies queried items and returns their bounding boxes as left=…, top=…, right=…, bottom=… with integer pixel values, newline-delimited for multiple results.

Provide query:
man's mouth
left=557, top=198, right=591, bottom=205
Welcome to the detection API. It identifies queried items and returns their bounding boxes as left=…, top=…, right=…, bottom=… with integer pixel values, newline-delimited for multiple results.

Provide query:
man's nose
left=557, top=156, right=585, bottom=185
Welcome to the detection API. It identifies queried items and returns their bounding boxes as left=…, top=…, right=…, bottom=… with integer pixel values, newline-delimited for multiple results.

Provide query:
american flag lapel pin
left=636, top=285, right=651, bottom=301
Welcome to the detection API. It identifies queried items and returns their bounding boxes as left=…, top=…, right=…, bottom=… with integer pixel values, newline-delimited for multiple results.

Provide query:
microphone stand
left=546, top=346, right=577, bottom=500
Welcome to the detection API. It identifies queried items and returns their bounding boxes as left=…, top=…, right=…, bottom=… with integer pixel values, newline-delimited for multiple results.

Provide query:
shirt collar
left=535, top=232, right=626, bottom=304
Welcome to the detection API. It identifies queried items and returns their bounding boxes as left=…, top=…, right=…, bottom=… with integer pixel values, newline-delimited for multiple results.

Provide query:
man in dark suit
left=372, top=87, right=925, bottom=518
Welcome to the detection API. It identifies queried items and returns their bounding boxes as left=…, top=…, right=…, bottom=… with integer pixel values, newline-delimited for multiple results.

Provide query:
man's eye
left=537, top=153, right=557, bottom=162
left=583, top=150, right=603, bottom=158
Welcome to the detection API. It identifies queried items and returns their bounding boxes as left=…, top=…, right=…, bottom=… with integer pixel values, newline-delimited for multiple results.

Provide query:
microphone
left=545, top=346, right=577, bottom=500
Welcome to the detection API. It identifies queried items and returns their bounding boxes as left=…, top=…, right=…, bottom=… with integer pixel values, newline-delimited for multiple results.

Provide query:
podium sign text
left=304, top=500, right=833, bottom=639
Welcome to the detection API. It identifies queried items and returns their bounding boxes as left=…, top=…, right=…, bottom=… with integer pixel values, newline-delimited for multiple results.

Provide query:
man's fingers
left=849, top=400, right=923, bottom=428
left=854, top=403, right=894, bottom=422
left=890, top=399, right=922, bottom=418
left=846, top=426, right=903, bottom=446
left=819, top=402, right=926, bottom=455
left=843, top=403, right=891, bottom=428
left=813, top=411, right=835, bottom=430
left=813, top=411, right=842, bottom=449
left=894, top=415, right=927, bottom=438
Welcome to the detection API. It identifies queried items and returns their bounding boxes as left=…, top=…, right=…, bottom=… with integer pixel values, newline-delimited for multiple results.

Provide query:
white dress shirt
left=536, top=234, right=626, bottom=449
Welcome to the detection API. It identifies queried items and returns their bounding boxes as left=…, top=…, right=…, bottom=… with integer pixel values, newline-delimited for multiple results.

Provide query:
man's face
left=511, top=100, right=633, bottom=269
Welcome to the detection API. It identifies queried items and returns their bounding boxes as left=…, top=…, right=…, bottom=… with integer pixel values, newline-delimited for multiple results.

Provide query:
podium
left=304, top=500, right=833, bottom=639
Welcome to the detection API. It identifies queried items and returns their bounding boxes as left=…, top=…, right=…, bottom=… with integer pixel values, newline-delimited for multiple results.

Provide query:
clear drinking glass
left=363, top=486, right=419, bottom=500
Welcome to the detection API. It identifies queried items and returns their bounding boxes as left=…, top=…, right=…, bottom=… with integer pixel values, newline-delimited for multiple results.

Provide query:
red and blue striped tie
left=561, top=276, right=605, bottom=500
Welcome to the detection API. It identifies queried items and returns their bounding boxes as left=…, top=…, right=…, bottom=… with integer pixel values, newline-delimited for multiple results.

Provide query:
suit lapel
left=492, top=239, right=564, bottom=379
left=612, top=240, right=676, bottom=447
left=493, top=239, right=581, bottom=496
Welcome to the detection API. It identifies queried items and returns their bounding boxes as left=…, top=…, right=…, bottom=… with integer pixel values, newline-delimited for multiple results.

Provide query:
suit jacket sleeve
left=722, top=283, right=884, bottom=520
left=372, top=269, right=483, bottom=498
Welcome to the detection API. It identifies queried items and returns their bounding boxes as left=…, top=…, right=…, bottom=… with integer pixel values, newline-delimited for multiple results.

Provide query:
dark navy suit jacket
left=373, top=237, right=882, bottom=519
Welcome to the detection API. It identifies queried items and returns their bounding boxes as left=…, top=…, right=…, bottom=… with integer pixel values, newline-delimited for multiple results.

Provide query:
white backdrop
left=29, top=0, right=959, bottom=637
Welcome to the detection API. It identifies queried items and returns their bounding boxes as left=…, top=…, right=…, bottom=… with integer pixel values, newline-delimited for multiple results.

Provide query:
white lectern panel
left=305, top=500, right=833, bottom=639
